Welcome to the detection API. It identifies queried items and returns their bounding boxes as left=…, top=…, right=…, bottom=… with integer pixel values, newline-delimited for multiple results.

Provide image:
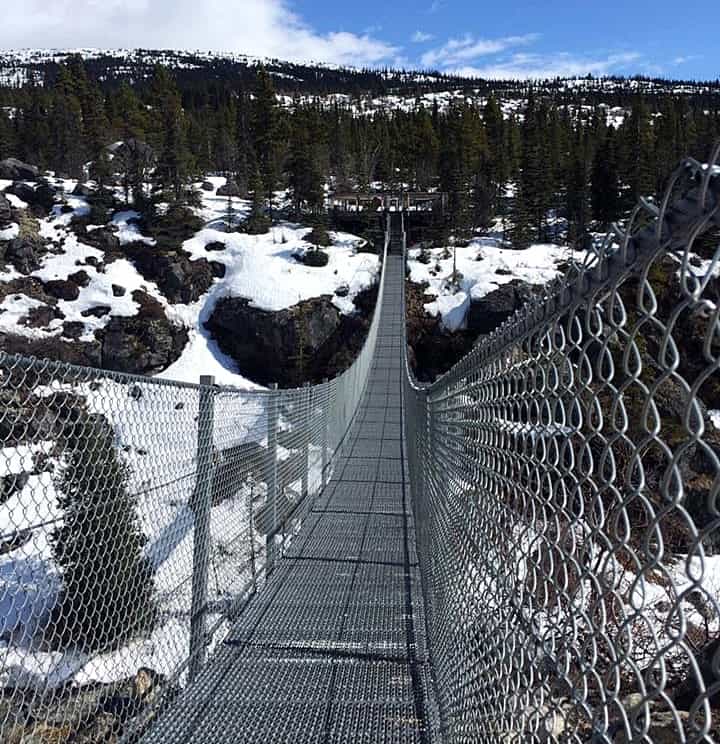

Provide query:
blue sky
left=1, top=0, right=717, bottom=80
left=297, top=0, right=718, bottom=79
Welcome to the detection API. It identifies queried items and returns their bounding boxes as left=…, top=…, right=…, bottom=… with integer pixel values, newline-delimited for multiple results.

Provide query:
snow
left=0, top=294, right=47, bottom=337
left=183, top=226, right=378, bottom=315
left=407, top=238, right=583, bottom=331
left=425, top=291, right=470, bottom=332
left=4, top=193, right=27, bottom=209
left=112, top=210, right=156, bottom=246
left=0, top=222, right=19, bottom=240
left=710, top=410, right=720, bottom=430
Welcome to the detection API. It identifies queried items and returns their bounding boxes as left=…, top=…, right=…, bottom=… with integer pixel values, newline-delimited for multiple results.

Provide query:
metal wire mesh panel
left=404, top=150, right=720, bottom=742
left=0, top=219, right=390, bottom=742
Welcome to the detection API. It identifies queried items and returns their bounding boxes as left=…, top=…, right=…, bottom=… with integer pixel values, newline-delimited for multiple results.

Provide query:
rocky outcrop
left=82, top=226, right=121, bottom=254
left=72, top=183, right=93, bottom=197
left=0, top=331, right=102, bottom=368
left=0, top=158, right=39, bottom=181
left=5, top=180, right=56, bottom=213
left=0, top=193, right=12, bottom=226
left=207, top=295, right=341, bottom=386
left=466, top=280, right=538, bottom=335
left=217, top=179, right=241, bottom=197
left=44, top=279, right=81, bottom=301
left=3, top=235, right=44, bottom=274
left=206, top=288, right=377, bottom=387
left=99, top=291, right=187, bottom=373
left=124, top=242, right=215, bottom=303
left=1, top=667, right=169, bottom=744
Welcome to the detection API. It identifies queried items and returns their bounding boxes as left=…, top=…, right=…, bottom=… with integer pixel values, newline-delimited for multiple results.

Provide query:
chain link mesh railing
left=0, top=219, right=389, bottom=742
left=404, top=149, right=720, bottom=742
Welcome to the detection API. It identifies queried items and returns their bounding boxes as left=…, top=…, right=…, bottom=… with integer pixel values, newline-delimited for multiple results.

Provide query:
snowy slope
left=407, top=238, right=584, bottom=332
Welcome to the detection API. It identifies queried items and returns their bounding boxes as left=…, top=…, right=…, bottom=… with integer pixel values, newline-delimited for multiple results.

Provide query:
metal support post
left=266, top=383, right=279, bottom=574
left=321, top=378, right=329, bottom=489
left=302, top=382, right=310, bottom=499
left=189, top=374, right=215, bottom=682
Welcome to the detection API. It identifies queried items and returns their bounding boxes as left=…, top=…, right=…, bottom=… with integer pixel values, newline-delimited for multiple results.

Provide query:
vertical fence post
left=266, top=383, right=279, bottom=574
left=189, top=374, right=215, bottom=682
left=247, top=478, right=257, bottom=596
left=302, top=382, right=310, bottom=499
left=321, top=378, right=329, bottom=489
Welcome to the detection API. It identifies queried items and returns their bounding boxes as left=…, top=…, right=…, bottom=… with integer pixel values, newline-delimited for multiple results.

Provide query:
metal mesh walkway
left=140, top=252, right=437, bottom=743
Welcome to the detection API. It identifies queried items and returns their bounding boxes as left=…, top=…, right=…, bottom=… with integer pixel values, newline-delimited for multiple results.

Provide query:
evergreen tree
left=251, top=69, right=280, bottom=202
left=245, top=168, right=271, bottom=234
left=288, top=113, right=324, bottom=214
left=591, top=130, right=621, bottom=226
left=151, top=67, right=192, bottom=202
left=52, top=416, right=155, bottom=651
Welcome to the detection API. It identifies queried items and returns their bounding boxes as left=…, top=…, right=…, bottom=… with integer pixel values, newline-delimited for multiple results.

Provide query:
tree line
left=1, top=55, right=719, bottom=246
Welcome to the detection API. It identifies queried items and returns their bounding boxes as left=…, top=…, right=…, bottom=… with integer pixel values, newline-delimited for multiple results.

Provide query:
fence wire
left=404, top=149, right=720, bottom=742
left=0, top=218, right=389, bottom=742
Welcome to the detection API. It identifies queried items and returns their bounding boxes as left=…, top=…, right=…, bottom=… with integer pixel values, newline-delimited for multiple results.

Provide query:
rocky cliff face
left=206, top=287, right=377, bottom=387
left=406, top=279, right=539, bottom=382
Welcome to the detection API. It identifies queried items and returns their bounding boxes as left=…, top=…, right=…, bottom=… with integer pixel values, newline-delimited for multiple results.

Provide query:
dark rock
left=0, top=193, right=12, bottom=227
left=34, top=183, right=57, bottom=211
left=209, top=260, right=225, bottom=278
left=4, top=181, right=55, bottom=212
left=83, top=227, right=121, bottom=254
left=21, top=304, right=64, bottom=328
left=85, top=255, right=102, bottom=268
left=205, top=241, right=226, bottom=252
left=0, top=277, right=57, bottom=306
left=217, top=179, right=241, bottom=197
left=112, top=284, right=126, bottom=297
left=6, top=236, right=43, bottom=274
left=0, top=332, right=101, bottom=368
left=72, top=183, right=93, bottom=197
left=100, top=306, right=188, bottom=374
left=124, top=242, right=214, bottom=303
left=44, top=279, right=80, bottom=301
left=4, top=181, right=36, bottom=204
left=206, top=295, right=343, bottom=386
left=68, top=269, right=91, bottom=288
left=466, top=281, right=537, bottom=335
left=303, top=250, right=329, bottom=267
left=81, top=305, right=111, bottom=318
left=60, top=204, right=74, bottom=214
left=0, top=158, right=39, bottom=181
left=129, top=384, right=143, bottom=401
left=1, top=472, right=30, bottom=505
left=335, top=284, right=350, bottom=298
left=62, top=321, right=85, bottom=339
left=201, top=180, right=215, bottom=192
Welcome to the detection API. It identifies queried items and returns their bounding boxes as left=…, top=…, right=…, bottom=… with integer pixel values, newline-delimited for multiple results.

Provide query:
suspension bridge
left=1, top=149, right=720, bottom=743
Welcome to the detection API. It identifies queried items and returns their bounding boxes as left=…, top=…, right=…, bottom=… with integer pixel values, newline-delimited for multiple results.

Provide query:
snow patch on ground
left=408, top=239, right=583, bottom=330
left=184, top=225, right=378, bottom=315
left=112, top=210, right=156, bottom=246
left=0, top=222, right=19, bottom=241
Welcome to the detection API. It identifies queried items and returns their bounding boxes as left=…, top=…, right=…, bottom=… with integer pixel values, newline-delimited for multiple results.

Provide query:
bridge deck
left=142, top=252, right=437, bottom=743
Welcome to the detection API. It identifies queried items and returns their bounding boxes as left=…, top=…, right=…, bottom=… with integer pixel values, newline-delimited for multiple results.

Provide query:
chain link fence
left=0, top=220, right=389, bottom=742
left=404, top=149, right=720, bottom=742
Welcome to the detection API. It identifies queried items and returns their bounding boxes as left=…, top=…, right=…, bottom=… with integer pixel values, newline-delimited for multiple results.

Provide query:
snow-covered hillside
left=407, top=238, right=583, bottom=332
left=0, top=176, right=379, bottom=387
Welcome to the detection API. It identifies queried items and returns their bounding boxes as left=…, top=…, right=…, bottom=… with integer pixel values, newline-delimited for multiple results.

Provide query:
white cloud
left=672, top=55, right=700, bottom=65
left=454, top=52, right=643, bottom=80
left=0, top=0, right=399, bottom=67
left=412, top=31, right=434, bottom=43
left=421, top=33, right=538, bottom=68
